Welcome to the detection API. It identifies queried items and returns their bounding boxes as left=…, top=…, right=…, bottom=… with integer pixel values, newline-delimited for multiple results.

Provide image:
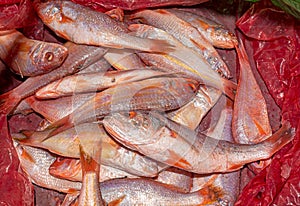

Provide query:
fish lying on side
left=34, top=0, right=173, bottom=53
left=130, top=9, right=231, bottom=78
left=232, top=41, right=273, bottom=173
left=167, top=9, right=238, bottom=49
left=13, top=123, right=163, bottom=177
left=0, top=29, right=68, bottom=77
left=49, top=157, right=137, bottom=182
left=35, top=69, right=171, bottom=99
left=0, top=42, right=107, bottom=115
left=103, top=112, right=295, bottom=174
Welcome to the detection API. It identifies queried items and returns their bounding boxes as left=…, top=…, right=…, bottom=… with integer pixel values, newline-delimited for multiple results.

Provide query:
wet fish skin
left=13, top=123, right=162, bottom=177
left=35, top=0, right=173, bottom=53
left=35, top=69, right=170, bottom=99
left=49, top=157, right=137, bottom=182
left=0, top=42, right=107, bottom=115
left=0, top=29, right=68, bottom=77
left=167, top=9, right=238, bottom=49
left=103, top=112, right=295, bottom=174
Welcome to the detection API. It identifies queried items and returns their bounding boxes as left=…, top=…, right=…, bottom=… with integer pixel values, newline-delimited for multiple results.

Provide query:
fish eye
left=45, top=52, right=54, bottom=61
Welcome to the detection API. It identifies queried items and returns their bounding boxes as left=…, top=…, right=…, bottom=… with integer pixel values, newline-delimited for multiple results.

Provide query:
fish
left=155, top=167, right=193, bottom=193
left=0, top=29, right=68, bottom=77
left=49, top=157, right=137, bottom=182
left=168, top=86, right=222, bottom=130
left=13, top=141, right=82, bottom=193
left=129, top=23, right=236, bottom=99
left=103, top=111, right=295, bottom=174
left=46, top=76, right=199, bottom=136
left=232, top=41, right=273, bottom=173
left=130, top=9, right=231, bottom=78
left=13, top=123, right=163, bottom=177
left=35, top=69, right=171, bottom=99
left=167, top=9, right=238, bottom=49
left=100, top=178, right=223, bottom=205
left=77, top=144, right=105, bottom=206
left=34, top=0, right=173, bottom=53
left=0, top=42, right=107, bottom=115
left=104, top=48, right=146, bottom=71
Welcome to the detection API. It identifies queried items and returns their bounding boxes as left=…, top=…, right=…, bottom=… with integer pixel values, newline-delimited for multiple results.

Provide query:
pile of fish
left=0, top=0, right=295, bottom=205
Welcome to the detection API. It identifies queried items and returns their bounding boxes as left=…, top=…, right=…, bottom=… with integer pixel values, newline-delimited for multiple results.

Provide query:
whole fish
left=232, top=41, right=273, bottom=173
left=13, top=123, right=163, bottom=177
left=49, top=157, right=137, bottom=182
left=35, top=0, right=173, bottom=53
left=103, top=48, right=146, bottom=71
left=35, top=69, right=170, bottom=99
left=168, top=86, right=222, bottom=130
left=167, top=9, right=238, bottom=49
left=129, top=23, right=236, bottom=99
left=0, top=29, right=68, bottom=77
left=130, top=9, right=231, bottom=78
left=13, top=142, right=82, bottom=193
left=77, top=144, right=105, bottom=206
left=155, top=167, right=193, bottom=193
left=100, top=178, right=223, bottom=205
left=0, top=42, right=107, bottom=115
left=46, top=76, right=199, bottom=136
left=103, top=112, right=295, bottom=174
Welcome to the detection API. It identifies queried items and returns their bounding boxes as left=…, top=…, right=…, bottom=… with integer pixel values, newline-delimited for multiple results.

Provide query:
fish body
left=35, top=69, right=170, bottom=99
left=167, top=9, right=238, bottom=49
left=0, top=42, right=107, bottom=114
left=49, top=157, right=137, bottom=182
left=130, top=9, right=231, bottom=78
left=103, top=112, right=295, bottom=174
left=0, top=29, right=68, bottom=77
left=35, top=0, right=172, bottom=52
left=14, top=123, right=162, bottom=177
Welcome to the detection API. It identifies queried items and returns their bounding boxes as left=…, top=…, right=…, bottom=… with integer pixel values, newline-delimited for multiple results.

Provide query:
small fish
left=46, top=76, right=199, bottom=136
left=232, top=41, right=273, bottom=173
left=0, top=29, right=68, bottom=77
left=130, top=9, right=231, bottom=78
left=13, top=141, right=82, bottom=193
left=35, top=0, right=173, bottom=53
left=35, top=69, right=170, bottom=99
left=104, top=48, right=146, bottom=71
left=100, top=178, right=223, bottom=205
left=0, top=42, right=107, bottom=115
left=49, top=157, right=137, bottom=182
left=103, top=112, right=295, bottom=174
left=77, top=144, right=105, bottom=206
left=129, top=23, right=236, bottom=99
left=168, top=86, right=222, bottom=130
left=167, top=9, right=238, bottom=49
left=13, top=123, right=163, bottom=177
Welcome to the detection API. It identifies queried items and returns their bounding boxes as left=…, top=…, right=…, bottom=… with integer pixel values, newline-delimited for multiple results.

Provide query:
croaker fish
left=49, top=157, right=136, bottom=182
left=167, top=9, right=238, bottom=49
left=0, top=42, right=107, bottom=115
left=103, top=112, right=295, bottom=174
left=35, top=0, right=173, bottom=53
left=35, top=69, right=170, bottom=99
left=0, top=29, right=68, bottom=77
left=13, top=123, right=163, bottom=177
left=129, top=24, right=236, bottom=99
left=130, top=9, right=231, bottom=78
left=46, top=76, right=199, bottom=136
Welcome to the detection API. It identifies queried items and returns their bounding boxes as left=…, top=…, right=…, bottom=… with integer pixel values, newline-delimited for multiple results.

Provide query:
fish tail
left=45, top=116, right=74, bottom=138
left=79, top=144, right=100, bottom=175
left=0, top=91, right=20, bottom=115
left=13, top=129, right=52, bottom=145
left=140, top=38, right=175, bottom=54
left=221, top=78, right=237, bottom=100
left=262, top=122, right=295, bottom=155
left=235, top=40, right=249, bottom=65
left=194, top=184, right=224, bottom=205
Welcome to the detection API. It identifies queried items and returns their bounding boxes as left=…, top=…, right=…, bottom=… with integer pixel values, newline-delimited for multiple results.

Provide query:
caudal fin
left=45, top=115, right=74, bottom=138
left=12, top=129, right=53, bottom=146
left=222, top=78, right=237, bottom=100
left=0, top=91, right=21, bottom=115
left=137, top=38, right=175, bottom=54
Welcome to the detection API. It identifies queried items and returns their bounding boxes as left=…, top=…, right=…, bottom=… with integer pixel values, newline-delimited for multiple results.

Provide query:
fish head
left=103, top=112, right=164, bottom=148
left=30, top=42, right=68, bottom=71
left=34, top=0, right=62, bottom=24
